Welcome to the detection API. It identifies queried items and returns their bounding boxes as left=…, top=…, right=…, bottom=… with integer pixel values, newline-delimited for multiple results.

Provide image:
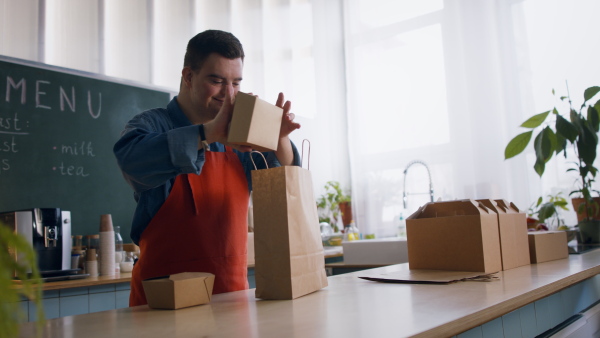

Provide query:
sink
left=342, top=237, right=408, bottom=265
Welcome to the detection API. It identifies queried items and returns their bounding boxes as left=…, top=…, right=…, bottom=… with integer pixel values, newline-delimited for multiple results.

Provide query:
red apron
left=129, top=147, right=249, bottom=306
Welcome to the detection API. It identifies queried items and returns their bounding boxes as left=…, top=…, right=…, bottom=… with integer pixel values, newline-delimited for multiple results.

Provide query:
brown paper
left=142, top=272, right=215, bottom=310
left=476, top=199, right=530, bottom=270
left=406, top=199, right=502, bottom=273
left=228, top=92, right=283, bottom=152
left=359, top=270, right=499, bottom=284
left=252, top=165, right=328, bottom=300
left=99, top=214, right=113, bottom=232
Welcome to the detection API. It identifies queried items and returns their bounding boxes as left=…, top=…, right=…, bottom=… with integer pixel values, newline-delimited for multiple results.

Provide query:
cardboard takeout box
left=142, top=272, right=215, bottom=310
left=528, top=231, right=568, bottom=263
left=406, top=199, right=502, bottom=273
left=477, top=199, right=530, bottom=270
left=228, top=92, right=283, bottom=152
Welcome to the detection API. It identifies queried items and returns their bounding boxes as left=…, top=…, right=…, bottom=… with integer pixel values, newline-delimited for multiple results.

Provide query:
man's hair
left=184, top=30, right=245, bottom=71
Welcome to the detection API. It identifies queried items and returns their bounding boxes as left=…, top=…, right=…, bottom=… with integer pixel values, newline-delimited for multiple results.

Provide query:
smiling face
left=181, top=53, right=243, bottom=124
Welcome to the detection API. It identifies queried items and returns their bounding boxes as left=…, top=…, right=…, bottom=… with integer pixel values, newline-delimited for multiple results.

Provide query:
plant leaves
left=534, top=157, right=546, bottom=176
left=588, top=106, right=600, bottom=132
left=505, top=131, right=533, bottom=159
left=554, top=132, right=567, bottom=156
left=577, top=122, right=598, bottom=166
left=520, top=111, right=550, bottom=128
left=584, top=86, right=600, bottom=103
left=556, top=114, right=579, bottom=143
left=534, top=127, right=556, bottom=164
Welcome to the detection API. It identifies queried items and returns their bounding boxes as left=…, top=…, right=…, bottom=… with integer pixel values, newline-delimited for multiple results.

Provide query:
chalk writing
left=4, top=76, right=102, bottom=118
left=54, top=162, right=90, bottom=177
left=0, top=136, right=18, bottom=153
left=59, top=141, right=96, bottom=157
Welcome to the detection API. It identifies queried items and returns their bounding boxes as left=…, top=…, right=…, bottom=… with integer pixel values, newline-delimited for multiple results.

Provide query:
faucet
left=402, top=160, right=434, bottom=209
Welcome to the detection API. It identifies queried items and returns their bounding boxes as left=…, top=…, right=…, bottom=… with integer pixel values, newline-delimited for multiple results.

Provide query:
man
left=113, top=30, right=301, bottom=306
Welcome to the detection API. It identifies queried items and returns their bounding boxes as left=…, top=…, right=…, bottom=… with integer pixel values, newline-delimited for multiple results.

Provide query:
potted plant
left=527, top=192, right=569, bottom=230
left=505, top=85, right=600, bottom=243
left=316, top=181, right=352, bottom=233
left=0, top=223, right=45, bottom=337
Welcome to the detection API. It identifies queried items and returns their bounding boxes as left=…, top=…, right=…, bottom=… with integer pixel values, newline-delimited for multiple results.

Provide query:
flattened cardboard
left=143, top=272, right=215, bottom=310
left=359, top=270, right=499, bottom=284
left=228, top=92, right=283, bottom=152
left=528, top=231, right=569, bottom=263
left=406, top=199, right=502, bottom=273
left=476, top=199, right=530, bottom=270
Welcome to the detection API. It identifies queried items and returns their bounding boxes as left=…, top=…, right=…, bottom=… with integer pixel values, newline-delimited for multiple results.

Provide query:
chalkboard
left=0, top=55, right=172, bottom=242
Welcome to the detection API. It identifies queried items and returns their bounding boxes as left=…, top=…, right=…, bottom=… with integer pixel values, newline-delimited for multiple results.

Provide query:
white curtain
left=344, top=0, right=600, bottom=237
left=0, top=0, right=350, bottom=196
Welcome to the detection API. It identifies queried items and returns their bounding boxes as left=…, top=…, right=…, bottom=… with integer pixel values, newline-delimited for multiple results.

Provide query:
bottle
left=114, top=225, right=124, bottom=273
left=343, top=225, right=354, bottom=241
left=349, top=220, right=359, bottom=241
left=397, top=214, right=406, bottom=238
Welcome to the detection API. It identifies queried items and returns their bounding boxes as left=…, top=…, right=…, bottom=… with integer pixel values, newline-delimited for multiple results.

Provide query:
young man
left=113, top=30, right=301, bottom=306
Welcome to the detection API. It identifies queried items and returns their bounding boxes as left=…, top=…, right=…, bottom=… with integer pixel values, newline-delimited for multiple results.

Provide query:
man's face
left=187, top=53, right=243, bottom=120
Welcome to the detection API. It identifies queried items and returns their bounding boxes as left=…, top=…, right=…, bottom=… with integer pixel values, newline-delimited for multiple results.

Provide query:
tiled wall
left=17, top=282, right=131, bottom=322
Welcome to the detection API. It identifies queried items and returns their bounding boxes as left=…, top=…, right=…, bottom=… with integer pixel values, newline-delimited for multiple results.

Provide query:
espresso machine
left=0, top=208, right=72, bottom=278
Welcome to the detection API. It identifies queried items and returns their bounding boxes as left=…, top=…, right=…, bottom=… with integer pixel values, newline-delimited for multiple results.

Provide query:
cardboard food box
left=142, top=272, right=215, bottom=310
left=477, top=199, right=530, bottom=270
left=528, top=231, right=569, bottom=263
left=228, top=92, right=283, bottom=152
left=406, top=199, right=502, bottom=273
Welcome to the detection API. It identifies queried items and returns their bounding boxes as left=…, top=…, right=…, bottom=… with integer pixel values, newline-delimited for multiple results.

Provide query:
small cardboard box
left=228, top=92, right=283, bottom=152
left=477, top=199, right=530, bottom=270
left=406, top=199, right=502, bottom=273
left=528, top=231, right=569, bottom=263
left=142, top=272, right=215, bottom=310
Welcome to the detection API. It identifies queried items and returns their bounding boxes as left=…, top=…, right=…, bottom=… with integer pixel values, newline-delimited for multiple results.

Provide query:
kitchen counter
left=19, top=248, right=600, bottom=337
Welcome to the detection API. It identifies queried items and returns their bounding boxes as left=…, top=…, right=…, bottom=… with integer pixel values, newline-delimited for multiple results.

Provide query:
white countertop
left=19, top=249, right=600, bottom=338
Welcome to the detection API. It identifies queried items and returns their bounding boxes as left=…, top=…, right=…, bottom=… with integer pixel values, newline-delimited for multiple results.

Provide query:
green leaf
left=556, top=114, right=579, bottom=142
left=534, top=157, right=546, bottom=176
left=505, top=131, right=533, bottom=159
left=534, top=127, right=556, bottom=164
left=584, top=86, right=600, bottom=102
left=577, top=123, right=598, bottom=166
left=589, top=106, right=600, bottom=132
left=554, top=132, right=567, bottom=156
left=520, top=111, right=550, bottom=128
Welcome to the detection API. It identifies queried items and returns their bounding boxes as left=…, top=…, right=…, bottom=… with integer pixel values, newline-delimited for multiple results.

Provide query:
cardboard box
left=228, top=92, right=283, bottom=152
left=142, top=272, right=215, bottom=310
left=342, top=237, right=408, bottom=265
left=406, top=199, right=502, bottom=273
left=477, top=199, right=530, bottom=270
left=528, top=231, right=569, bottom=263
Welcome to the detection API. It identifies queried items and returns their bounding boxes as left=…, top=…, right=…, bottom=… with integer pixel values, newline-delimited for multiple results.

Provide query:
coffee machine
left=0, top=208, right=71, bottom=277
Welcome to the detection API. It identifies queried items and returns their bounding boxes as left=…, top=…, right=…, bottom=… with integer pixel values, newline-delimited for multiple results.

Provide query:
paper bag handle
left=249, top=151, right=268, bottom=170
left=301, top=139, right=310, bottom=170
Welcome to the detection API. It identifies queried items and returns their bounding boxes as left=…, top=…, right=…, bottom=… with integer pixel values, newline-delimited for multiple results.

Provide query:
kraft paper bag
left=252, top=164, right=328, bottom=300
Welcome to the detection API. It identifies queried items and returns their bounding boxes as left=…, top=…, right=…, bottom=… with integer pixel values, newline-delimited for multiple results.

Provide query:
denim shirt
left=113, top=97, right=301, bottom=245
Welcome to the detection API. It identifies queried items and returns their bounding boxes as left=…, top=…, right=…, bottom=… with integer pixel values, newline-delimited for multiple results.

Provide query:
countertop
left=19, top=248, right=600, bottom=337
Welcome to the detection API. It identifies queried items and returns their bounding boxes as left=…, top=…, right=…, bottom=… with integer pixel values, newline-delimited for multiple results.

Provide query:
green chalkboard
left=0, top=55, right=172, bottom=242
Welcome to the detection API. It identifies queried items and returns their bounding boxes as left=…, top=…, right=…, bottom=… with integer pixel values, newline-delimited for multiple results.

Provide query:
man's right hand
left=201, top=87, right=252, bottom=152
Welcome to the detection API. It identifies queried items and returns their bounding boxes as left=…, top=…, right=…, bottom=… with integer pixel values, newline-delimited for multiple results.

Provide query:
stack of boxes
left=406, top=199, right=568, bottom=273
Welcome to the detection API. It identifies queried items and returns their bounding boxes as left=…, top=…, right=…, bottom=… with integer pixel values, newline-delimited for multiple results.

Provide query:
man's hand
left=276, top=92, right=301, bottom=138
left=274, top=92, right=301, bottom=165
left=202, top=87, right=252, bottom=152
